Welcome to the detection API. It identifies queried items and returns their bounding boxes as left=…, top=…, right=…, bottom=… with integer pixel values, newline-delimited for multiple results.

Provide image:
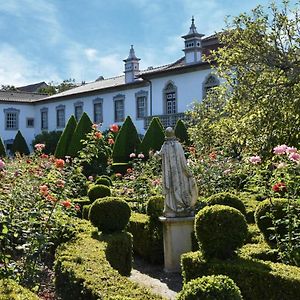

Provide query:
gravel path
left=129, top=256, right=183, bottom=300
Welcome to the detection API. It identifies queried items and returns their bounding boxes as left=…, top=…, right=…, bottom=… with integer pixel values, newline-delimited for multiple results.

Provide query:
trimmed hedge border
left=181, top=251, right=300, bottom=300
left=55, top=221, right=163, bottom=300
left=0, top=279, right=39, bottom=300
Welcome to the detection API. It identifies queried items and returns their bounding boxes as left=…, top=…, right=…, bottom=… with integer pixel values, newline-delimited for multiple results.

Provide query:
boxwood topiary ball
left=195, top=205, right=248, bottom=259
left=89, top=197, right=131, bottom=233
left=206, top=192, right=247, bottom=216
left=95, top=177, right=111, bottom=187
left=255, top=198, right=289, bottom=246
left=100, top=175, right=113, bottom=186
left=87, top=184, right=111, bottom=202
left=177, top=275, right=243, bottom=300
left=146, top=195, right=164, bottom=219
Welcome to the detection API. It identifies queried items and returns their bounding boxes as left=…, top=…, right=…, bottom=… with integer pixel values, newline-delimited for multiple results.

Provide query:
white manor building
left=0, top=18, right=220, bottom=152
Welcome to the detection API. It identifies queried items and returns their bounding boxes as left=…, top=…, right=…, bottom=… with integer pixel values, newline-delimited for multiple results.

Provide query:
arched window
left=203, top=74, right=219, bottom=98
left=163, top=81, right=177, bottom=114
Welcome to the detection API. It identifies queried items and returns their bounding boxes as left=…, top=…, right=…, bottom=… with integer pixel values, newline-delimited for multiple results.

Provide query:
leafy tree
left=0, top=137, right=6, bottom=157
left=32, top=131, right=62, bottom=154
left=1, top=85, right=17, bottom=91
left=112, top=116, right=141, bottom=162
left=38, top=79, right=77, bottom=95
left=138, top=117, right=164, bottom=158
left=188, top=1, right=300, bottom=156
left=55, top=115, right=77, bottom=158
left=174, top=119, right=191, bottom=146
left=68, top=112, right=93, bottom=157
left=12, top=131, right=30, bottom=155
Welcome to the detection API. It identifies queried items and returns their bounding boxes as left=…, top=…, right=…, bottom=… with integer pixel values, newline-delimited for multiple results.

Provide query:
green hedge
left=0, top=279, right=39, bottom=300
left=181, top=251, right=300, bottom=300
left=174, top=119, right=190, bottom=146
left=12, top=130, right=29, bottom=155
left=239, top=243, right=279, bottom=263
left=128, top=212, right=163, bottom=264
left=0, top=137, right=6, bottom=157
left=55, top=229, right=163, bottom=299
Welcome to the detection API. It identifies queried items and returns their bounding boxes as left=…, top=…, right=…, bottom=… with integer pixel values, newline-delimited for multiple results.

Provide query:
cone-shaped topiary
left=205, top=192, right=247, bottom=216
left=138, top=117, right=165, bottom=158
left=68, top=112, right=93, bottom=157
left=89, top=197, right=131, bottom=233
left=12, top=131, right=30, bottom=155
left=55, top=115, right=77, bottom=158
left=177, top=275, right=243, bottom=300
left=174, top=119, right=191, bottom=146
left=88, top=184, right=111, bottom=202
left=0, top=137, right=6, bottom=157
left=112, top=116, right=140, bottom=163
left=195, top=205, right=248, bottom=259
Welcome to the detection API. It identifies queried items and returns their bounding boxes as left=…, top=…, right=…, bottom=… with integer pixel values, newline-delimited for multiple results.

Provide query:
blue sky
left=0, top=0, right=293, bottom=86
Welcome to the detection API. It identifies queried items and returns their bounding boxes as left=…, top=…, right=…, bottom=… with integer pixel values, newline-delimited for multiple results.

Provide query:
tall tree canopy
left=189, top=1, right=300, bottom=156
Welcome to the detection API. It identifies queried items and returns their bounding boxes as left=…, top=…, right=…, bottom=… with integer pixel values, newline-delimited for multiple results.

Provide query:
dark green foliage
left=112, top=116, right=141, bottom=163
left=89, top=197, right=131, bottom=233
left=73, top=197, right=90, bottom=218
left=32, top=130, right=62, bottom=154
left=239, top=243, right=279, bottom=263
left=181, top=251, right=300, bottom=300
left=112, top=162, right=131, bottom=175
left=87, top=184, right=111, bottom=202
left=195, top=205, right=248, bottom=259
left=0, top=137, right=6, bottom=157
left=255, top=198, right=289, bottom=246
left=174, top=119, right=191, bottom=146
left=0, top=279, right=40, bottom=300
left=82, top=205, right=91, bottom=220
left=146, top=195, right=164, bottom=219
left=68, top=172, right=88, bottom=197
left=177, top=275, right=242, bottom=300
left=68, top=112, right=93, bottom=157
left=127, top=212, right=163, bottom=264
left=12, top=131, right=29, bottom=155
left=100, top=175, right=113, bottom=186
left=55, top=115, right=77, bottom=158
left=95, top=177, right=111, bottom=187
left=205, top=192, right=247, bottom=216
left=99, top=231, right=132, bottom=276
left=138, top=117, right=164, bottom=158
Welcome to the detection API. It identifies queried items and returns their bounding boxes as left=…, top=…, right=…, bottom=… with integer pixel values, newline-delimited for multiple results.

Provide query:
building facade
left=0, top=19, right=220, bottom=152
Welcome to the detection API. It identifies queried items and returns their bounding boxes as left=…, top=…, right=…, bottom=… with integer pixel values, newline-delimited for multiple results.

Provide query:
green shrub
left=255, top=198, right=289, bottom=246
left=195, top=205, right=248, bottom=259
left=181, top=250, right=300, bottom=300
left=205, top=192, right=246, bottom=216
left=89, top=197, right=131, bottom=233
left=237, top=192, right=261, bottom=223
left=0, top=137, right=6, bottom=157
left=68, top=112, right=93, bottom=157
left=112, top=116, right=140, bottom=163
left=174, top=119, right=191, bottom=146
left=68, top=171, right=88, bottom=197
left=32, top=130, right=62, bottom=154
left=100, top=175, right=113, bottom=185
left=112, top=162, right=132, bottom=175
left=82, top=204, right=91, bottom=220
left=87, top=184, right=111, bottom=202
left=239, top=243, right=279, bottom=262
left=0, top=279, right=39, bottom=300
left=12, top=130, right=29, bottom=155
left=138, top=117, right=164, bottom=159
left=177, top=275, right=242, bottom=300
left=146, top=195, right=164, bottom=219
left=95, top=177, right=111, bottom=187
left=128, top=212, right=164, bottom=264
left=55, top=115, right=77, bottom=158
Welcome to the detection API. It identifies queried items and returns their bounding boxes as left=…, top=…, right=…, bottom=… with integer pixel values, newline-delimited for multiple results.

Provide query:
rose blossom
left=92, top=123, right=98, bottom=129
left=286, top=146, right=297, bottom=154
left=34, top=143, right=45, bottom=151
left=94, top=131, right=102, bottom=139
left=61, top=200, right=71, bottom=208
left=272, top=182, right=287, bottom=193
left=273, top=145, right=288, bottom=155
left=0, top=159, right=5, bottom=169
left=249, top=155, right=261, bottom=164
left=56, top=179, right=65, bottom=188
left=110, top=124, right=119, bottom=133
left=115, top=173, right=122, bottom=178
left=108, top=138, right=114, bottom=145
left=55, top=159, right=65, bottom=168
left=138, top=153, right=144, bottom=159
left=126, top=168, right=133, bottom=173
left=288, top=152, right=300, bottom=162
left=88, top=175, right=94, bottom=181
left=129, top=153, right=136, bottom=158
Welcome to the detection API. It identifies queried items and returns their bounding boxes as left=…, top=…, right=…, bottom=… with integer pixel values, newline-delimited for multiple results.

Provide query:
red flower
left=61, top=200, right=71, bottom=208
left=46, top=194, right=57, bottom=202
left=75, top=204, right=81, bottom=211
left=56, top=179, right=65, bottom=188
left=209, top=151, right=217, bottom=160
left=110, top=124, right=119, bottom=133
left=108, top=138, right=114, bottom=145
left=126, top=168, right=133, bottom=174
left=55, top=159, right=65, bottom=168
left=39, top=185, right=49, bottom=196
left=41, top=153, right=49, bottom=159
left=272, top=182, right=287, bottom=193
left=94, top=131, right=103, bottom=139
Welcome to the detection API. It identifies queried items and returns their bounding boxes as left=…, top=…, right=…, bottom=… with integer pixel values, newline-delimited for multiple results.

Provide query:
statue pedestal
left=159, top=216, right=195, bottom=272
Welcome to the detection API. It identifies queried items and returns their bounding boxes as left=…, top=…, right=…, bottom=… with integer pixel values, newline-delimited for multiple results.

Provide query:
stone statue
left=159, top=127, right=198, bottom=217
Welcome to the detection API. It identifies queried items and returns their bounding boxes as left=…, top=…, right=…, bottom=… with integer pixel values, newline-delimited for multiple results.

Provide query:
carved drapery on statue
left=159, top=127, right=198, bottom=217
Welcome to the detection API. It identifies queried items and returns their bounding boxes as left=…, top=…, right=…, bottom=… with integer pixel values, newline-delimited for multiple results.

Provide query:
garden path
left=130, top=256, right=183, bottom=300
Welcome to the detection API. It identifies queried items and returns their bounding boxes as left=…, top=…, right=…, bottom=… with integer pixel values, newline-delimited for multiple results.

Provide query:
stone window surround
left=162, top=81, right=178, bottom=115
left=202, top=73, right=220, bottom=98
left=135, top=90, right=148, bottom=120
left=113, top=94, right=125, bottom=122
left=93, top=97, right=103, bottom=124
left=74, top=101, right=84, bottom=121
left=4, top=108, right=20, bottom=130
left=56, top=104, right=66, bottom=129
left=40, top=107, right=48, bottom=130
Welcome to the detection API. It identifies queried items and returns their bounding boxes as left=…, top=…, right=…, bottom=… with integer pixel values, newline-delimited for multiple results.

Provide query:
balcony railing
left=144, top=113, right=189, bottom=130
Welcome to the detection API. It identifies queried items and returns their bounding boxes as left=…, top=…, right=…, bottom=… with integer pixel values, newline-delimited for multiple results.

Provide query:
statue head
left=165, top=127, right=175, bottom=139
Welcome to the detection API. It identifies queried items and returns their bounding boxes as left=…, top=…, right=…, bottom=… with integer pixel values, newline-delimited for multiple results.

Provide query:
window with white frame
left=135, top=90, right=148, bottom=119
left=113, top=94, right=125, bottom=122
left=40, top=108, right=48, bottom=130
left=4, top=108, right=20, bottom=130
left=74, top=101, right=83, bottom=121
left=163, top=82, right=177, bottom=114
left=203, top=74, right=220, bottom=97
left=56, top=105, right=65, bottom=128
left=93, top=98, right=103, bottom=124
